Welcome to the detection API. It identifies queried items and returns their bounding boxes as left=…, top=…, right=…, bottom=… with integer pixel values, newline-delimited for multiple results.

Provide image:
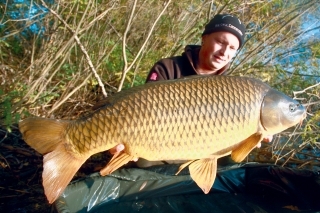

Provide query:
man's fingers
left=262, top=135, right=273, bottom=143
left=256, top=142, right=261, bottom=148
left=109, top=144, right=138, bottom=162
left=132, top=157, right=139, bottom=162
left=109, top=144, right=125, bottom=154
left=116, top=144, right=125, bottom=152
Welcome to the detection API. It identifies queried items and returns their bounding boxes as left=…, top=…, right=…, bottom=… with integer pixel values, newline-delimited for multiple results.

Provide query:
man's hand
left=109, top=144, right=125, bottom=155
left=262, top=135, right=273, bottom=143
left=109, top=144, right=138, bottom=161
left=256, top=135, right=273, bottom=148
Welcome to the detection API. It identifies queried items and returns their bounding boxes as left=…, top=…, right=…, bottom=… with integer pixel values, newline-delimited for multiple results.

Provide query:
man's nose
left=219, top=46, right=227, bottom=55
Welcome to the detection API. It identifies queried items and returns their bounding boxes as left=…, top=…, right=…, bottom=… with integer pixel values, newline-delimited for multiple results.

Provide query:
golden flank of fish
left=19, top=75, right=306, bottom=204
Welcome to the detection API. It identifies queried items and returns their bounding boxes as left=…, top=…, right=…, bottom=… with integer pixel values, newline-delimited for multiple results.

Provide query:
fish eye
left=289, top=104, right=297, bottom=112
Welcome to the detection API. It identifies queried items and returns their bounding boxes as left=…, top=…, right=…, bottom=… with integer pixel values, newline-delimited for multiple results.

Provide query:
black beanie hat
left=202, top=14, right=246, bottom=48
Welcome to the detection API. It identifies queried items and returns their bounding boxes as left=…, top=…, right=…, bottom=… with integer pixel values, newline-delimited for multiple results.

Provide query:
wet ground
left=0, top=126, right=112, bottom=213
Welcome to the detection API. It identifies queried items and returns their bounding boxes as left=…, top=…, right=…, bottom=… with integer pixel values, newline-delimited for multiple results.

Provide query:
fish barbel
left=19, top=75, right=305, bottom=203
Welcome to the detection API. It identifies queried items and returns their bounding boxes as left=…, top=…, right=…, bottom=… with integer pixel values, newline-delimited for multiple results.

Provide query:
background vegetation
left=0, top=1, right=319, bottom=211
left=0, top=0, right=320, bottom=167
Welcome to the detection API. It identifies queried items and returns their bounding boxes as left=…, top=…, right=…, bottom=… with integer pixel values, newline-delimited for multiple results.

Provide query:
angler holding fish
left=18, top=14, right=306, bottom=204
left=19, top=76, right=306, bottom=203
left=111, top=14, right=273, bottom=164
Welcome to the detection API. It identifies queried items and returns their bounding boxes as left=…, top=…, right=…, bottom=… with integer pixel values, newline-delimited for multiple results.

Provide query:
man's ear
left=201, top=35, right=206, bottom=45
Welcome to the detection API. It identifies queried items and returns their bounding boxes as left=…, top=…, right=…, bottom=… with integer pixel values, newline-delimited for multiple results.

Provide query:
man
left=145, top=13, right=245, bottom=82
left=111, top=14, right=273, bottom=165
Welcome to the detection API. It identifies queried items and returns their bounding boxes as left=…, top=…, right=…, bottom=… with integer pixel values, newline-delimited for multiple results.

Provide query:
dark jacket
left=145, top=45, right=229, bottom=82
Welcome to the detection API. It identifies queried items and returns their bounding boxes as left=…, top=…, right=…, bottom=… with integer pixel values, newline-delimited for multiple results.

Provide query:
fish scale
left=65, top=76, right=267, bottom=160
left=19, top=75, right=306, bottom=203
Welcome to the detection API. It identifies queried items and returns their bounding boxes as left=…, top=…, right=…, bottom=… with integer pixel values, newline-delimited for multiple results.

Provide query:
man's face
left=199, top=31, right=239, bottom=72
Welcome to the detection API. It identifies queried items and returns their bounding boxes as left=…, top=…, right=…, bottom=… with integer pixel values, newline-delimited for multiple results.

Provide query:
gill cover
left=261, top=89, right=305, bottom=135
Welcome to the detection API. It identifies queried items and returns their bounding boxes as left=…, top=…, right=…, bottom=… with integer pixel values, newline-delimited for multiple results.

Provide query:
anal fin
left=188, top=157, right=218, bottom=194
left=100, top=151, right=135, bottom=176
left=231, top=133, right=263, bottom=162
left=175, top=160, right=195, bottom=175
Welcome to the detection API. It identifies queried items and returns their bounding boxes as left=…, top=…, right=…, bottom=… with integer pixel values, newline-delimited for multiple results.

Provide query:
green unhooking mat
left=54, top=163, right=320, bottom=213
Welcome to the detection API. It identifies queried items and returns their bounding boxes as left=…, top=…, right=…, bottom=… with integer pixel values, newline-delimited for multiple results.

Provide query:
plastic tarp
left=54, top=162, right=320, bottom=213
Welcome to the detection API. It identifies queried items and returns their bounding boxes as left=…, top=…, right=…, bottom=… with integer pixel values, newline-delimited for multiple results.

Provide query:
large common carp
left=19, top=75, right=305, bottom=204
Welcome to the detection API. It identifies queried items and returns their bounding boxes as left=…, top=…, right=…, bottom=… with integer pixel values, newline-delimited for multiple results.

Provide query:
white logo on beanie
left=221, top=14, right=242, bottom=24
left=214, top=23, right=243, bottom=36
left=221, top=15, right=233, bottom=19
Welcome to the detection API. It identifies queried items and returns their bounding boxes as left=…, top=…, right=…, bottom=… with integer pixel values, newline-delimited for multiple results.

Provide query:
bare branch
left=293, top=82, right=320, bottom=96
left=121, top=0, right=138, bottom=82
left=48, top=73, right=92, bottom=114
left=207, top=0, right=214, bottom=20
left=39, top=0, right=108, bottom=97
left=117, top=0, right=172, bottom=91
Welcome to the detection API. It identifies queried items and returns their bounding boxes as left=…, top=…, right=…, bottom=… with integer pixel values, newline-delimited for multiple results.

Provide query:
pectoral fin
left=188, top=157, right=218, bottom=194
left=100, top=151, right=135, bottom=176
left=231, top=133, right=263, bottom=162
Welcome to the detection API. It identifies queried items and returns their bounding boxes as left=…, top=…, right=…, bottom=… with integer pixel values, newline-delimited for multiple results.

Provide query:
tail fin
left=19, top=117, right=88, bottom=204
left=42, top=143, right=87, bottom=203
left=19, top=117, right=68, bottom=154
